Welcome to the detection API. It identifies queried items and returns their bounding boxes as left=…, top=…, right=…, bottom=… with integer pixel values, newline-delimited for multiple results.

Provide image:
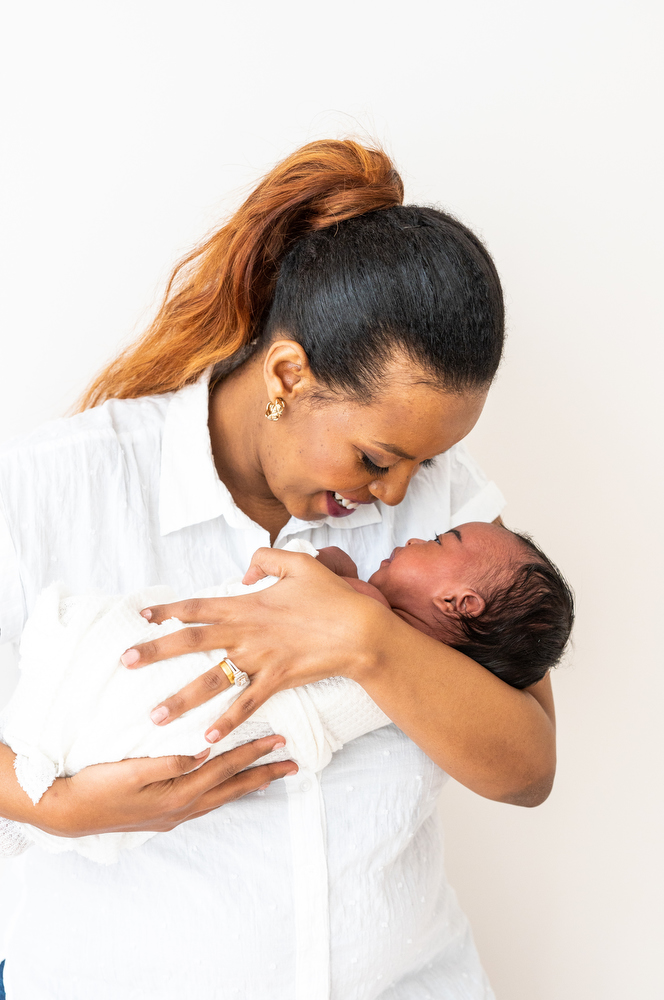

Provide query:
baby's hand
left=316, top=546, right=359, bottom=578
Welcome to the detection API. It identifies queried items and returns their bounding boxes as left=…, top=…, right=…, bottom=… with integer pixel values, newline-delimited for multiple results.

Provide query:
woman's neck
left=208, top=358, right=290, bottom=543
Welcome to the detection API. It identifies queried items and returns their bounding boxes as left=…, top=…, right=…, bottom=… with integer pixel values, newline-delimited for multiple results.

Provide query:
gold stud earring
left=265, top=397, right=285, bottom=421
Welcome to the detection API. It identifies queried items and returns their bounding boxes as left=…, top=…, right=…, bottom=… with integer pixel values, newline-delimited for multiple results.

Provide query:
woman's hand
left=120, top=547, right=556, bottom=806
left=0, top=737, right=296, bottom=836
left=122, top=548, right=388, bottom=746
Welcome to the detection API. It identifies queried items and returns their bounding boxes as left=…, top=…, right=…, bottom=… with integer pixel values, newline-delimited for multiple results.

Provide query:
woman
left=0, top=141, right=555, bottom=999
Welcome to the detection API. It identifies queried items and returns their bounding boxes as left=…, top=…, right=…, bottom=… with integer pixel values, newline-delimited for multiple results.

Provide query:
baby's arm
left=316, top=547, right=391, bottom=609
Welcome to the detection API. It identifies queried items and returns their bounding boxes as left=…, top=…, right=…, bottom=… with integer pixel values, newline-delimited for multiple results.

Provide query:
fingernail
left=272, top=740, right=286, bottom=750
left=206, top=729, right=220, bottom=744
left=140, top=609, right=152, bottom=620
left=150, top=706, right=169, bottom=725
left=285, top=768, right=298, bottom=776
left=121, top=649, right=140, bottom=667
left=258, top=783, right=270, bottom=790
left=194, top=750, right=210, bottom=759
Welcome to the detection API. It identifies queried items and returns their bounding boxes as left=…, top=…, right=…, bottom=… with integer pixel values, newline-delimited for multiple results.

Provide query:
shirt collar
left=159, top=371, right=382, bottom=536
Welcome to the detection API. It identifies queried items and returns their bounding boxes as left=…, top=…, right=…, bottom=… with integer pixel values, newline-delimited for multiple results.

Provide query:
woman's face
left=259, top=359, right=488, bottom=523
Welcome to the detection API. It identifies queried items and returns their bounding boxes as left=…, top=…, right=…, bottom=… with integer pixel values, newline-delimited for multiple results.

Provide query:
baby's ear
left=433, top=589, right=485, bottom=619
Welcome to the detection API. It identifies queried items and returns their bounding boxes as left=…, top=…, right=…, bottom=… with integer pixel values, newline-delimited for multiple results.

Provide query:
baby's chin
left=368, top=550, right=397, bottom=587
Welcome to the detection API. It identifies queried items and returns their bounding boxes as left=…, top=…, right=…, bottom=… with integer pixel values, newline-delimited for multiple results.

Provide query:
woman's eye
left=361, top=453, right=390, bottom=476
left=431, top=535, right=442, bottom=544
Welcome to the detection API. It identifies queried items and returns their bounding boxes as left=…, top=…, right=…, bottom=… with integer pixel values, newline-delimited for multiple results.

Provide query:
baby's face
left=368, top=521, right=520, bottom=632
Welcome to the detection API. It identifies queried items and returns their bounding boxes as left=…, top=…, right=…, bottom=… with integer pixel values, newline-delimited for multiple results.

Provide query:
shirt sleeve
left=448, top=442, right=506, bottom=526
left=0, top=489, right=26, bottom=646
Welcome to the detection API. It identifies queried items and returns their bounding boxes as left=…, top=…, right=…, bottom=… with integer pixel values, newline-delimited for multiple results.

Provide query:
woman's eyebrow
left=445, top=528, right=462, bottom=542
left=372, top=441, right=416, bottom=460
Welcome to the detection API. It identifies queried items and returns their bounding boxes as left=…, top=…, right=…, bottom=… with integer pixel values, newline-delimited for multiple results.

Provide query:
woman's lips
left=324, top=491, right=373, bottom=518
left=325, top=491, right=357, bottom=518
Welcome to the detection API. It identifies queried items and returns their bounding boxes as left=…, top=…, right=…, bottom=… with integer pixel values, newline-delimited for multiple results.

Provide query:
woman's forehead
left=346, top=384, right=487, bottom=453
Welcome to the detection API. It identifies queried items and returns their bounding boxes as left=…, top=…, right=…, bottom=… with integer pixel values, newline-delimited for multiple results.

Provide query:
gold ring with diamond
left=218, top=657, right=250, bottom=688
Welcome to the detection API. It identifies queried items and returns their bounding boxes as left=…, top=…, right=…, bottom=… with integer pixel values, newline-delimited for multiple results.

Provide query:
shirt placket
left=285, top=770, right=330, bottom=999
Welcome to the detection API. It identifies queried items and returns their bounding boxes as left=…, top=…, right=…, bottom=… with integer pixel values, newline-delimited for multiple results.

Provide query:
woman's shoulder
left=0, top=392, right=173, bottom=467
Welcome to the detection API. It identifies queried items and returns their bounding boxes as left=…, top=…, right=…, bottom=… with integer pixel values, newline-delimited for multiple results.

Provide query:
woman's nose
left=368, top=470, right=412, bottom=507
left=405, top=537, right=427, bottom=546
left=369, top=481, right=408, bottom=507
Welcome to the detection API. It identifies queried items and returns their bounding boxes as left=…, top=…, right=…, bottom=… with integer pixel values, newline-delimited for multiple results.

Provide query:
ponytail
left=78, top=141, right=404, bottom=409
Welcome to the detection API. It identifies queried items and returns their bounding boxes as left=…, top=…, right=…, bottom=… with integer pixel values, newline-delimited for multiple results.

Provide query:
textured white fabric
left=0, top=541, right=389, bottom=863
left=0, top=372, right=503, bottom=999
left=0, top=816, right=30, bottom=857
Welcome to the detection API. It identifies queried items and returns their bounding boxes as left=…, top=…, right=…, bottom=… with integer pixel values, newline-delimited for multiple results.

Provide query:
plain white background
left=1, top=1, right=662, bottom=997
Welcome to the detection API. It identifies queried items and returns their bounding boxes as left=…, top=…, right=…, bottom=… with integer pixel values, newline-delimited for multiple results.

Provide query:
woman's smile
left=325, top=490, right=376, bottom=517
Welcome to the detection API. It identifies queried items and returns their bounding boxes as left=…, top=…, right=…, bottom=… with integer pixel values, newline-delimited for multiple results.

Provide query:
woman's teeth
left=333, top=492, right=359, bottom=510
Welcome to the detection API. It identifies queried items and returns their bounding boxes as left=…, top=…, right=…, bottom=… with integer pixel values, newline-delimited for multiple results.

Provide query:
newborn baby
left=0, top=524, right=572, bottom=863
left=318, top=520, right=574, bottom=690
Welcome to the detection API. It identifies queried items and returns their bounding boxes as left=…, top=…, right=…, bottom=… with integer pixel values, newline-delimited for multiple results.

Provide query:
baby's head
left=369, top=521, right=574, bottom=689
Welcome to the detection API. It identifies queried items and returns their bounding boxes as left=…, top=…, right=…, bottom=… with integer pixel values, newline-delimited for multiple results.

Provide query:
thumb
left=132, top=750, right=211, bottom=784
left=242, top=546, right=315, bottom=586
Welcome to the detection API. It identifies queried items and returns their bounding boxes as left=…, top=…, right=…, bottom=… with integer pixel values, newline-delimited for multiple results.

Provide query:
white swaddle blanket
left=0, top=540, right=390, bottom=864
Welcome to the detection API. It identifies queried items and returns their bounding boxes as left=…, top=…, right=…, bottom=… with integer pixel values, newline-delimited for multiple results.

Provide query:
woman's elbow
left=495, top=757, right=556, bottom=808
left=501, top=773, right=555, bottom=807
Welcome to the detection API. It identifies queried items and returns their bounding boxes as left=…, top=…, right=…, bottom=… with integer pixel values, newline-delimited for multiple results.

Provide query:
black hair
left=445, top=532, right=575, bottom=689
left=261, top=205, right=505, bottom=398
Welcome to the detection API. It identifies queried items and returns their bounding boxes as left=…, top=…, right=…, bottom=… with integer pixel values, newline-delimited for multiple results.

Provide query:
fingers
left=149, top=661, right=233, bottom=726
left=203, top=678, right=272, bottom=744
left=180, top=736, right=295, bottom=796
left=121, top=621, right=228, bottom=668
left=130, top=749, right=212, bottom=784
left=190, top=759, right=298, bottom=814
left=138, top=596, right=232, bottom=627
left=241, top=546, right=313, bottom=586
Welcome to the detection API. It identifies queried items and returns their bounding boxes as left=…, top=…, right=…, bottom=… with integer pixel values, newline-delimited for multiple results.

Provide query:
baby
left=317, top=520, right=574, bottom=690
left=0, top=524, right=572, bottom=863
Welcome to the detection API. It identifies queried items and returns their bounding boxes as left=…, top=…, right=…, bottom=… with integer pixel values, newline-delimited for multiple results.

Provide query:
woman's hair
left=446, top=533, right=575, bottom=689
left=78, top=139, right=504, bottom=409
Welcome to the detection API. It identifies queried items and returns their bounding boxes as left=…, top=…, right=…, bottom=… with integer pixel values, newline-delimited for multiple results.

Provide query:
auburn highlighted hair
left=78, top=141, right=404, bottom=409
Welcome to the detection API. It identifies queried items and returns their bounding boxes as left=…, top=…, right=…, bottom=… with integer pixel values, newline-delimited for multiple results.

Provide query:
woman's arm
left=127, top=549, right=556, bottom=807
left=352, top=614, right=555, bottom=806
left=0, top=738, right=297, bottom=834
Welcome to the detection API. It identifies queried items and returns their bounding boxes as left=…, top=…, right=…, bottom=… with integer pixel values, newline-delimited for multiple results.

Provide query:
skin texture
left=123, top=343, right=556, bottom=808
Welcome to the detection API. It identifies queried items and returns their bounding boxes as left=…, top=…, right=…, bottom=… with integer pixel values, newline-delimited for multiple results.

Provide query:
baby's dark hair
left=443, top=532, right=574, bottom=689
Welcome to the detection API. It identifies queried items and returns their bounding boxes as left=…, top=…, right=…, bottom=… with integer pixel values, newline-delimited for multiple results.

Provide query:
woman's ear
left=433, top=590, right=486, bottom=619
left=263, top=340, right=312, bottom=402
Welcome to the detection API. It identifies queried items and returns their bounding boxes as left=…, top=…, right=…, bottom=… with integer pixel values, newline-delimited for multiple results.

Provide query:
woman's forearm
left=0, top=742, right=39, bottom=823
left=352, top=605, right=556, bottom=806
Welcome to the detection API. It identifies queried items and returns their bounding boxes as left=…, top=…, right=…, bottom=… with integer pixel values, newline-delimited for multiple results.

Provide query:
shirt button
left=300, top=780, right=311, bottom=792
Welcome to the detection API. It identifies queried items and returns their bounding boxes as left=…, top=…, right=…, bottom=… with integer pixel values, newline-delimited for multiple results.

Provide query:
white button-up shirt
left=0, top=375, right=503, bottom=999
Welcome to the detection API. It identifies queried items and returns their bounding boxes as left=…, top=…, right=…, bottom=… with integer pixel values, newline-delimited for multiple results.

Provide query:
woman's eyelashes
left=360, top=453, right=390, bottom=476
left=360, top=454, right=436, bottom=476
left=431, top=535, right=442, bottom=545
